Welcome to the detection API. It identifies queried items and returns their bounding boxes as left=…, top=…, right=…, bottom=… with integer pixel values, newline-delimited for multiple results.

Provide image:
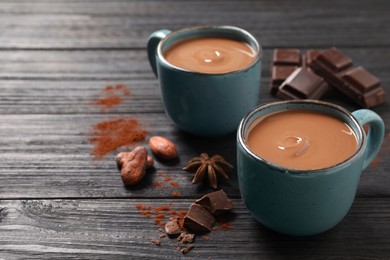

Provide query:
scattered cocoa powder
left=170, top=182, right=180, bottom=188
left=135, top=204, right=187, bottom=228
left=172, top=191, right=181, bottom=197
left=219, top=223, right=232, bottom=231
left=164, top=177, right=173, bottom=182
left=152, top=181, right=166, bottom=188
left=89, top=117, right=147, bottom=159
left=151, top=173, right=182, bottom=197
left=151, top=239, right=161, bottom=246
left=94, top=84, right=131, bottom=110
left=89, top=84, right=147, bottom=159
left=202, top=235, right=210, bottom=241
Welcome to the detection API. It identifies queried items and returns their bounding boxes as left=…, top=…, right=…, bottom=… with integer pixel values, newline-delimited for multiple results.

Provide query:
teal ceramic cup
left=237, top=100, right=384, bottom=236
left=147, top=26, right=262, bottom=137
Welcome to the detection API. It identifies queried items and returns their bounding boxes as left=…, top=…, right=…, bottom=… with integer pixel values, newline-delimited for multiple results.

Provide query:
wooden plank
left=0, top=198, right=389, bottom=259
left=0, top=48, right=388, bottom=81
left=0, top=112, right=389, bottom=199
left=0, top=0, right=389, bottom=49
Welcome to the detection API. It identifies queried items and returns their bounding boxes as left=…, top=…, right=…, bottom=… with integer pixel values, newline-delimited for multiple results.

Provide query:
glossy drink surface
left=164, top=37, right=256, bottom=74
left=247, top=110, right=358, bottom=170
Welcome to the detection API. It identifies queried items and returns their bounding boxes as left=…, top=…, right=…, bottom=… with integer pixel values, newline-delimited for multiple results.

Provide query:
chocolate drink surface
left=247, top=110, right=358, bottom=170
left=163, top=37, right=256, bottom=74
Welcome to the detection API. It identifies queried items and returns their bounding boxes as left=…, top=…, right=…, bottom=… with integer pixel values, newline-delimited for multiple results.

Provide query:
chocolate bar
left=310, top=47, right=385, bottom=107
left=277, top=67, right=329, bottom=100
left=270, top=49, right=328, bottom=98
left=270, top=49, right=301, bottom=95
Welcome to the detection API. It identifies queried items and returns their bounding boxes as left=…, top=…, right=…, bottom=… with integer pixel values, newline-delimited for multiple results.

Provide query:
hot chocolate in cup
left=147, top=26, right=262, bottom=137
left=237, top=100, right=384, bottom=236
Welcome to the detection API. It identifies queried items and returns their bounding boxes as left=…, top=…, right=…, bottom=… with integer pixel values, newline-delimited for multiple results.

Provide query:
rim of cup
left=156, top=25, right=263, bottom=75
left=237, top=100, right=366, bottom=175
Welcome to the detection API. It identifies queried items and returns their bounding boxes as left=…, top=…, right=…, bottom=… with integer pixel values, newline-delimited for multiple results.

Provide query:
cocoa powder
left=89, top=84, right=147, bottom=159
left=89, top=118, right=147, bottom=159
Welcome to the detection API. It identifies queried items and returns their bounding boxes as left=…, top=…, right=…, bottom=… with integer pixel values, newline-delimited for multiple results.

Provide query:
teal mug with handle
left=147, top=26, right=262, bottom=137
left=237, top=100, right=384, bottom=236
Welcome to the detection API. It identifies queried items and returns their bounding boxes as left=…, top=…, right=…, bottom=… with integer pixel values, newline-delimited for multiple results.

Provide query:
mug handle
left=147, top=29, right=171, bottom=77
left=352, top=109, right=385, bottom=170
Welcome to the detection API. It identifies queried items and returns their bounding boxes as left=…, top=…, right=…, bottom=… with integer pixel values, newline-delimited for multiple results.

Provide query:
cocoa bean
left=115, top=146, right=148, bottom=186
left=148, top=136, right=177, bottom=160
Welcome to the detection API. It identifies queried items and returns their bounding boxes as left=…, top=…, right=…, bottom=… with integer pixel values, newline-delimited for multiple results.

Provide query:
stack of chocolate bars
left=270, top=47, right=385, bottom=108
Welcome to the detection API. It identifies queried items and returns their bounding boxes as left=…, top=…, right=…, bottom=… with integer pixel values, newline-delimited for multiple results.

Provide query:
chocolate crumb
left=202, top=235, right=210, bottom=241
left=178, top=232, right=195, bottom=244
left=151, top=239, right=161, bottom=246
left=165, top=219, right=181, bottom=236
left=181, top=244, right=194, bottom=254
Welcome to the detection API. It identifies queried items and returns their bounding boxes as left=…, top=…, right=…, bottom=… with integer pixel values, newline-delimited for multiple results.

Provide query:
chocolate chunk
left=195, top=190, right=234, bottom=216
left=310, top=48, right=385, bottom=107
left=165, top=219, right=181, bottom=236
left=273, top=49, right=301, bottom=65
left=184, top=203, right=215, bottom=232
left=276, top=67, right=329, bottom=100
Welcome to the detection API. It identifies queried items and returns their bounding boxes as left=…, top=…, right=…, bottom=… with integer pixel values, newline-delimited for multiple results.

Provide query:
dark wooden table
left=1, top=0, right=389, bottom=259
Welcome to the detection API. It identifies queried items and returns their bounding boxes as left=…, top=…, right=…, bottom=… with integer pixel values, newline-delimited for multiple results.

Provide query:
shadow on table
left=251, top=208, right=380, bottom=259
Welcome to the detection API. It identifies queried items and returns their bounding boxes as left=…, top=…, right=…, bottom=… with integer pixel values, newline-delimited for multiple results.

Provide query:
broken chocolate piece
left=277, top=67, right=329, bottom=100
left=165, top=219, right=181, bottom=236
left=180, top=244, right=194, bottom=254
left=178, top=232, right=195, bottom=244
left=184, top=203, right=215, bottom=232
left=195, top=190, right=234, bottom=216
left=310, top=48, right=385, bottom=107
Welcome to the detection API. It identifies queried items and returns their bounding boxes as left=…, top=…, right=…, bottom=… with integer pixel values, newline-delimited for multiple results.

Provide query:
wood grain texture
left=0, top=0, right=389, bottom=258
left=0, top=198, right=389, bottom=259
left=0, top=0, right=389, bottom=49
left=0, top=48, right=389, bottom=81
left=0, top=112, right=389, bottom=199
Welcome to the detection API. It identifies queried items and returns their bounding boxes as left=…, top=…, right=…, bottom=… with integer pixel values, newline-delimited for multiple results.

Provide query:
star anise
left=183, top=153, right=234, bottom=189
